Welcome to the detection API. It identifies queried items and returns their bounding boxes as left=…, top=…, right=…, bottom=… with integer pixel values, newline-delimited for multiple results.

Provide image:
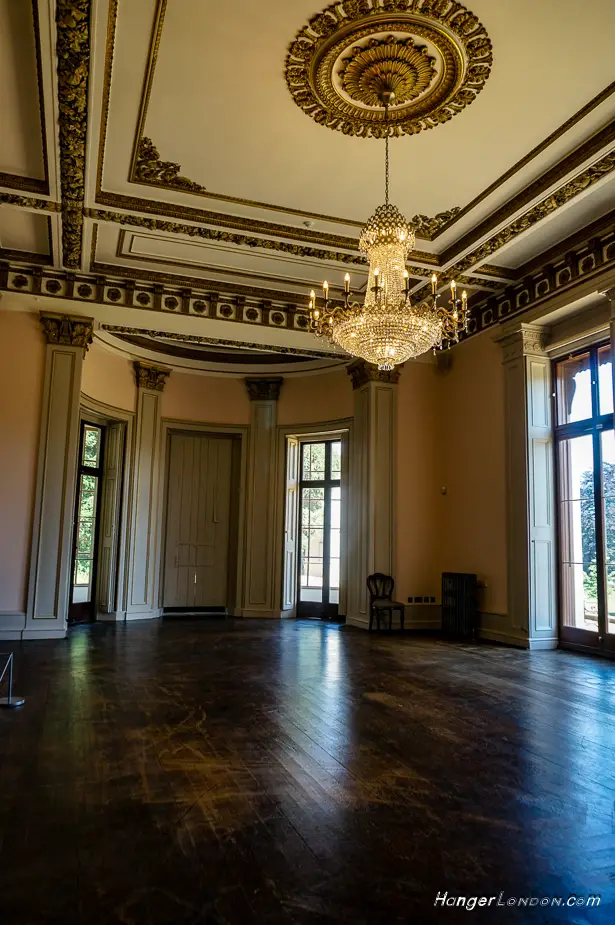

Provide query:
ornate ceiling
left=1, top=0, right=614, bottom=374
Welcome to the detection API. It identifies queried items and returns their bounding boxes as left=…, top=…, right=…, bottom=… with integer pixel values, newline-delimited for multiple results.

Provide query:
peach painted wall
left=278, top=368, right=352, bottom=426
left=437, top=334, right=507, bottom=615
left=161, top=372, right=250, bottom=424
left=81, top=342, right=136, bottom=412
left=0, top=310, right=45, bottom=613
left=395, top=361, right=442, bottom=603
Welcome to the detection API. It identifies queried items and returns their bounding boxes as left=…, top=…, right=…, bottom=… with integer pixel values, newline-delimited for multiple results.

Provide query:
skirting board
left=97, top=611, right=127, bottom=622
left=125, top=609, right=163, bottom=621
left=0, top=612, right=26, bottom=639
left=22, top=628, right=68, bottom=640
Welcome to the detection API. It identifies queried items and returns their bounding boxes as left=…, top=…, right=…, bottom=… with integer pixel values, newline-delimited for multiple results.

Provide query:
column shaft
left=242, top=378, right=282, bottom=617
left=24, top=314, right=93, bottom=639
left=498, top=324, right=557, bottom=649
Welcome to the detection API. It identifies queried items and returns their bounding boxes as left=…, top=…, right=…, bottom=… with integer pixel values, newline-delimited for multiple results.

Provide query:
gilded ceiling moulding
left=285, top=0, right=493, bottom=138
left=412, top=149, right=615, bottom=300
left=134, top=137, right=208, bottom=195
left=56, top=0, right=91, bottom=269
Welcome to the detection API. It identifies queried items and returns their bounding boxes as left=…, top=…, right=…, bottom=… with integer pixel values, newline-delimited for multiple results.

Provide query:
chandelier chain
left=384, top=104, right=389, bottom=205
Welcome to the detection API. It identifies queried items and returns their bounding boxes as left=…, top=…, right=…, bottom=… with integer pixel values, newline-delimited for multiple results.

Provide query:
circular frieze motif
left=164, top=296, right=179, bottom=310
left=193, top=300, right=207, bottom=314
left=219, top=304, right=233, bottom=318
left=136, top=291, right=151, bottom=305
left=77, top=284, right=92, bottom=298
left=285, top=0, right=493, bottom=138
left=13, top=275, right=28, bottom=288
left=271, top=312, right=286, bottom=325
left=245, top=308, right=259, bottom=321
left=45, top=279, right=62, bottom=294
left=107, top=287, right=121, bottom=302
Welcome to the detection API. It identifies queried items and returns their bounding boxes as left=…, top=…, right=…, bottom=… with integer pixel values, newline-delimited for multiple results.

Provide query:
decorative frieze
left=347, top=360, right=402, bottom=390
left=134, top=361, right=171, bottom=392
left=40, top=313, right=93, bottom=355
left=244, top=378, right=284, bottom=402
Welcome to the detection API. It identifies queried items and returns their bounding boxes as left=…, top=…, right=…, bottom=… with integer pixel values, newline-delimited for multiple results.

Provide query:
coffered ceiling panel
left=0, top=207, right=50, bottom=260
left=0, top=0, right=47, bottom=190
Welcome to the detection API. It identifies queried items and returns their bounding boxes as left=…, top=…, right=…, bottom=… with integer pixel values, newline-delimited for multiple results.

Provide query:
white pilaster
left=346, top=361, right=398, bottom=629
left=603, top=287, right=615, bottom=426
left=496, top=324, right=557, bottom=649
left=23, top=314, right=93, bottom=640
left=125, top=362, right=170, bottom=621
left=242, top=378, right=282, bottom=617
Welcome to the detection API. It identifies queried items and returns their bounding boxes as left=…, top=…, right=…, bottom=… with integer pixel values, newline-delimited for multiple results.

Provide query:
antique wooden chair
left=367, top=573, right=405, bottom=632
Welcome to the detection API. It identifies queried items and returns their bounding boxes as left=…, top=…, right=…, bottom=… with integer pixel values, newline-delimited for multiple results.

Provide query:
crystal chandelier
left=308, top=90, right=469, bottom=371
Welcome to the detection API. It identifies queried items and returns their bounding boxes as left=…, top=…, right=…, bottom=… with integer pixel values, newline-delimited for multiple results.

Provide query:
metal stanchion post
left=0, top=652, right=25, bottom=708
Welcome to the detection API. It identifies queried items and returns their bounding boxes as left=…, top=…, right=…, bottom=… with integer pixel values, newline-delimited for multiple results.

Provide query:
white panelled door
left=163, top=434, right=233, bottom=609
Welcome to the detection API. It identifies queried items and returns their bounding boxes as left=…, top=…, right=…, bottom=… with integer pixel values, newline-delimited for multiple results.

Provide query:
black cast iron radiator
left=441, top=572, right=478, bottom=639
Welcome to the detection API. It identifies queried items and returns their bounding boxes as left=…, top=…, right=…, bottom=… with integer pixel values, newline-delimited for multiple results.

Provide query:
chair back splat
left=367, top=573, right=395, bottom=601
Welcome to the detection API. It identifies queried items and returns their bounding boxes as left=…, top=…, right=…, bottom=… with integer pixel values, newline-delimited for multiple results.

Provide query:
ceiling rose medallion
left=285, top=0, right=493, bottom=137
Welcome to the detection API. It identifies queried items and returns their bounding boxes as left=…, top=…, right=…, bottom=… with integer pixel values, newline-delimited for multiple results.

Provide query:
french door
left=555, top=343, right=615, bottom=653
left=297, top=440, right=342, bottom=619
left=68, top=421, right=105, bottom=624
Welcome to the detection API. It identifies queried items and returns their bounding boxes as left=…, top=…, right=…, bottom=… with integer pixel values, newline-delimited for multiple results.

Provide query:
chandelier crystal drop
left=307, top=90, right=469, bottom=370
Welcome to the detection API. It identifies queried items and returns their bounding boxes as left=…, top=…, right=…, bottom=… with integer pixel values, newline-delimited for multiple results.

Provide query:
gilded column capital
left=346, top=360, right=402, bottom=390
left=244, top=377, right=283, bottom=401
left=134, top=361, right=171, bottom=391
left=39, top=313, right=93, bottom=356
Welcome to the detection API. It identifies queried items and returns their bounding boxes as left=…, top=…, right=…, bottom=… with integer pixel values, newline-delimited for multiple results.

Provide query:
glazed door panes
left=69, top=423, right=104, bottom=623
left=602, top=430, right=615, bottom=633
left=555, top=343, right=614, bottom=652
left=559, top=434, right=597, bottom=631
left=298, top=440, right=341, bottom=618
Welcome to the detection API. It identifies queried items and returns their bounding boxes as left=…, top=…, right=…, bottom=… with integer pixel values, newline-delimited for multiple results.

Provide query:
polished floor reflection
left=1, top=620, right=615, bottom=924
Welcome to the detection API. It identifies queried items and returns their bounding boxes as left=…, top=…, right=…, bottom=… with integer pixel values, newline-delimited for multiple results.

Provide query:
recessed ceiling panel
left=0, top=0, right=46, bottom=185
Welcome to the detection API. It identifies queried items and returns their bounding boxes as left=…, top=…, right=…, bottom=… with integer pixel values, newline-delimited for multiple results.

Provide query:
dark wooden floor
left=1, top=620, right=615, bottom=924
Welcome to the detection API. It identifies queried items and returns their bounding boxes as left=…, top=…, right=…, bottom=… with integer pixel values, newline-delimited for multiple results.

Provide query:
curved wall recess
left=285, top=0, right=493, bottom=138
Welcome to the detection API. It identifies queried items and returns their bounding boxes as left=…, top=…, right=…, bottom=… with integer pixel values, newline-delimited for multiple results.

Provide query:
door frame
left=78, top=395, right=135, bottom=621
left=68, top=420, right=106, bottom=624
left=274, top=419, right=353, bottom=619
left=552, top=341, right=615, bottom=656
left=158, top=420, right=248, bottom=616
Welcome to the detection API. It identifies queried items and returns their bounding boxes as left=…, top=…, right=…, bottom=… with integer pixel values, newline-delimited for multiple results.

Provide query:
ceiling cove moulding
left=284, top=0, right=493, bottom=138
left=413, top=149, right=615, bottom=298
left=467, top=219, right=615, bottom=338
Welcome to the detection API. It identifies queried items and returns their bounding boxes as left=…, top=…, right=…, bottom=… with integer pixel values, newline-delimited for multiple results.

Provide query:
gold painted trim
left=89, top=259, right=319, bottom=305
left=413, top=149, right=615, bottom=298
left=442, top=120, right=615, bottom=264
left=115, top=227, right=434, bottom=284
left=0, top=193, right=61, bottom=212
left=0, top=248, right=50, bottom=266
left=0, top=174, right=48, bottom=195
left=432, top=79, right=615, bottom=239
left=95, top=0, right=119, bottom=194
left=88, top=208, right=369, bottom=266
left=102, top=325, right=342, bottom=361
left=31, top=0, right=50, bottom=194
left=56, top=0, right=92, bottom=268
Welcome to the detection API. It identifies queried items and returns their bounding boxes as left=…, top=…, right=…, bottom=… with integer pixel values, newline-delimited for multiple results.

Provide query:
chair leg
left=376, top=611, right=381, bottom=632
left=388, top=608, right=393, bottom=632
left=369, top=607, right=373, bottom=632
left=400, top=608, right=405, bottom=632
